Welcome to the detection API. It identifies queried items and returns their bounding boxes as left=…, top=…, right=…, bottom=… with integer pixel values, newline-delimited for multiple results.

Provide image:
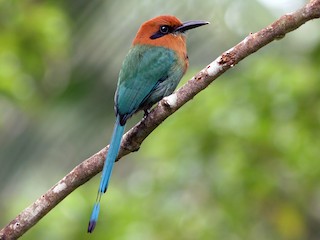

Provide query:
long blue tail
left=88, top=115, right=125, bottom=233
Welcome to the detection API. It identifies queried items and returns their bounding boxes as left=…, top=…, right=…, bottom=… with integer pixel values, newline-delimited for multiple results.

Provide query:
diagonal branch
left=1, top=0, right=320, bottom=239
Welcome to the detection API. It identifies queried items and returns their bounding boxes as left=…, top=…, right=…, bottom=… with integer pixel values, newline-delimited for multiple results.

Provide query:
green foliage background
left=1, top=0, right=320, bottom=239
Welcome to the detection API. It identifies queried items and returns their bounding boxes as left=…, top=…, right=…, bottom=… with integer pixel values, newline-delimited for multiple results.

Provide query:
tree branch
left=1, top=0, right=320, bottom=239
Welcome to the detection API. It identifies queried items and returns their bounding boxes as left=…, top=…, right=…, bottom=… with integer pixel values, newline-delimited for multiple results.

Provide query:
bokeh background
left=1, top=0, right=320, bottom=239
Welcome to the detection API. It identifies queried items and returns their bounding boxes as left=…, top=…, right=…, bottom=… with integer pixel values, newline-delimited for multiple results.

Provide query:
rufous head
left=132, top=15, right=209, bottom=50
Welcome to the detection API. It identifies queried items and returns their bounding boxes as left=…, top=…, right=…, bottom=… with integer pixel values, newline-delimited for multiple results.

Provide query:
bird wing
left=115, top=45, right=177, bottom=120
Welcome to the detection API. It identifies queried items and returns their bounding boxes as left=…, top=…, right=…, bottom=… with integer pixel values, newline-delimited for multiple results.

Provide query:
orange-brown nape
left=132, top=15, right=187, bottom=59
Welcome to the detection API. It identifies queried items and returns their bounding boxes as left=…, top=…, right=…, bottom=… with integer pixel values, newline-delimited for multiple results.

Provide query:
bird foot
left=143, top=109, right=151, bottom=119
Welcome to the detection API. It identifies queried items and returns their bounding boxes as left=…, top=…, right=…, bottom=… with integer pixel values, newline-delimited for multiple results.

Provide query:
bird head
left=132, top=15, right=209, bottom=49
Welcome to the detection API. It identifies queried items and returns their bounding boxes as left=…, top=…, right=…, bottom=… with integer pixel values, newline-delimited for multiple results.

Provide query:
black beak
left=174, top=20, right=209, bottom=33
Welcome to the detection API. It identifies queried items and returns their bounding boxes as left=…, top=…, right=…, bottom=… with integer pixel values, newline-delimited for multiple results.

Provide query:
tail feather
left=88, top=115, right=125, bottom=233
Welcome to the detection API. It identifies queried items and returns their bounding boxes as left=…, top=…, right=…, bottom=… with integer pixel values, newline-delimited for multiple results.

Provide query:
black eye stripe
left=150, top=25, right=174, bottom=40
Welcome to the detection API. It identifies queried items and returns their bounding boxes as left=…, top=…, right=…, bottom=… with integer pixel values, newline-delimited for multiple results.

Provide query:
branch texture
left=1, top=0, right=320, bottom=239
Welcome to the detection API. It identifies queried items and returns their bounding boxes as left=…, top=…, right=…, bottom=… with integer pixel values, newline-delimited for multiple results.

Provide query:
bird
left=88, top=15, right=209, bottom=233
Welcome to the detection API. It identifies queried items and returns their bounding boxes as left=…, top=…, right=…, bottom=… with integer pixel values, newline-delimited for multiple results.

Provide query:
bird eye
left=150, top=25, right=172, bottom=39
left=160, top=25, right=170, bottom=34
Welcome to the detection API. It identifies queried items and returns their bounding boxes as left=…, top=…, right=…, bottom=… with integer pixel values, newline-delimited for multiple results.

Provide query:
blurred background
left=1, top=0, right=320, bottom=239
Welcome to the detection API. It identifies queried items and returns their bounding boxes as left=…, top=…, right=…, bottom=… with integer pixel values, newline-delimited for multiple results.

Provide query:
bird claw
left=143, top=109, right=151, bottom=119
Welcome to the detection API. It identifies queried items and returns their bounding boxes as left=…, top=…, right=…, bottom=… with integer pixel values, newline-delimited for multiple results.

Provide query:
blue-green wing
left=115, top=45, right=182, bottom=121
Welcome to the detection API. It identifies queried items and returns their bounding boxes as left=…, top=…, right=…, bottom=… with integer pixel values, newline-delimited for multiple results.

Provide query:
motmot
left=88, top=15, right=209, bottom=233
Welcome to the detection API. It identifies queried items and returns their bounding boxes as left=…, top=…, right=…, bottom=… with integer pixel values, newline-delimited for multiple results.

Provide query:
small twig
left=1, top=0, right=320, bottom=239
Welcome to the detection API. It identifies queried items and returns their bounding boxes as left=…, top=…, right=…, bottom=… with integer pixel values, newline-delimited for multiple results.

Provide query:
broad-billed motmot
left=88, top=15, right=209, bottom=233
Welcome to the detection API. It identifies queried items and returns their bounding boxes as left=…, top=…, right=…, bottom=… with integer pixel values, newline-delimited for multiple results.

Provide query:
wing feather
left=115, top=45, right=177, bottom=120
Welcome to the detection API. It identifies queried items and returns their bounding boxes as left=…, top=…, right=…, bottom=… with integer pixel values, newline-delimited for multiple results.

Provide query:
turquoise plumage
left=116, top=45, right=184, bottom=123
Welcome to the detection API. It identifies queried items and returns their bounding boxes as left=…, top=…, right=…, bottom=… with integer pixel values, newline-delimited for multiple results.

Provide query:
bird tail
left=88, top=115, right=125, bottom=233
